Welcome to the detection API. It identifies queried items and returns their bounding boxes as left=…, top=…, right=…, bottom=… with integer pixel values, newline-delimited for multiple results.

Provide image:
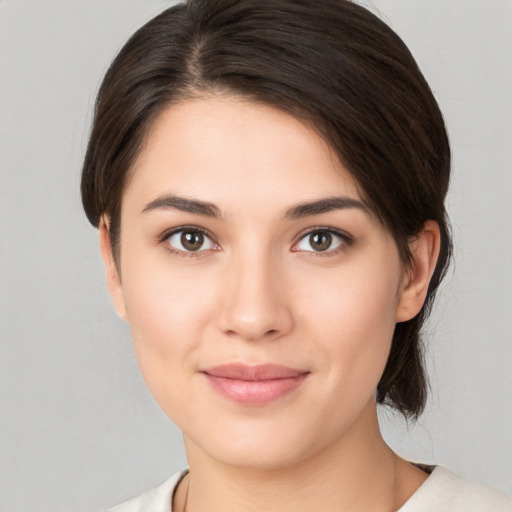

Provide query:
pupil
left=181, top=231, right=203, bottom=251
left=310, top=232, right=331, bottom=251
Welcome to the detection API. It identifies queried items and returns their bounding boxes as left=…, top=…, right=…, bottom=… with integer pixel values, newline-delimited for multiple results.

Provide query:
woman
left=81, top=0, right=512, bottom=510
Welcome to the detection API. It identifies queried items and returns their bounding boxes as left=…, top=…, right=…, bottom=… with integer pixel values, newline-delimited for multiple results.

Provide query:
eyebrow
left=141, top=194, right=369, bottom=220
left=141, top=195, right=222, bottom=219
left=283, top=196, right=370, bottom=220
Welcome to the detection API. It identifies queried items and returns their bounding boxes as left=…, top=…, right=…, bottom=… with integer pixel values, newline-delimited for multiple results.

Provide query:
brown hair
left=81, top=0, right=452, bottom=418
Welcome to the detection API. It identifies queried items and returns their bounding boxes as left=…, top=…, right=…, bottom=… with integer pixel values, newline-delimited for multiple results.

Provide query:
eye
left=294, top=229, right=350, bottom=253
left=166, top=228, right=216, bottom=253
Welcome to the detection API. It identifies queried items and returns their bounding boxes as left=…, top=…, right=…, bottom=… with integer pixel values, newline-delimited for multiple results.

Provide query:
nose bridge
left=218, top=243, right=292, bottom=341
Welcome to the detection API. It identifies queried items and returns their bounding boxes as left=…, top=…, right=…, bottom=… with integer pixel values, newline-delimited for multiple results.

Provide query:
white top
left=107, top=466, right=512, bottom=512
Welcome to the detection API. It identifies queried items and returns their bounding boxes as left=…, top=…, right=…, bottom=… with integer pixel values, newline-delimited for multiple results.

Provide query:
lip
left=201, top=364, right=310, bottom=406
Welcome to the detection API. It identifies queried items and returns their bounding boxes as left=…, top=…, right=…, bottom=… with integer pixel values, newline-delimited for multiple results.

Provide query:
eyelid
left=291, top=226, right=353, bottom=254
left=159, top=225, right=220, bottom=255
left=157, top=225, right=352, bottom=256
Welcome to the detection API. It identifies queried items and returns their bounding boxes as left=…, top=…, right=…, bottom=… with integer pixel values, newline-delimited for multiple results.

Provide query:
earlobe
left=396, top=220, right=441, bottom=323
left=99, top=216, right=128, bottom=321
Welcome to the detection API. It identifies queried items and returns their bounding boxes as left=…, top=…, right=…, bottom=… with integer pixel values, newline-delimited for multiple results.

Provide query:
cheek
left=124, top=268, right=212, bottom=341
left=120, top=258, right=217, bottom=402
left=294, top=258, right=401, bottom=386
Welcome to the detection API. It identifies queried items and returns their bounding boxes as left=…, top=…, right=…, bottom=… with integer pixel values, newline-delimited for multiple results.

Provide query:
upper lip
left=202, top=363, right=309, bottom=381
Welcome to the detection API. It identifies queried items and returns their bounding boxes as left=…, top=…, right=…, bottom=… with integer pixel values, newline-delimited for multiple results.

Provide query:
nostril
left=217, top=290, right=294, bottom=341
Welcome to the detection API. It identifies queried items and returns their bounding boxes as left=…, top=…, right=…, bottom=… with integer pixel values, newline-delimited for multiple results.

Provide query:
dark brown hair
left=81, top=0, right=452, bottom=418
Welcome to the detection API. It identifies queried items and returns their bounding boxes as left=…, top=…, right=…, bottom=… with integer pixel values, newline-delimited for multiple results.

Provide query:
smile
left=201, top=364, right=310, bottom=406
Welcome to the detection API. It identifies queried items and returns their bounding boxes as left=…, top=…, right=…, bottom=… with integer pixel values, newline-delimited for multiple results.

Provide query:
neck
left=177, top=403, right=428, bottom=512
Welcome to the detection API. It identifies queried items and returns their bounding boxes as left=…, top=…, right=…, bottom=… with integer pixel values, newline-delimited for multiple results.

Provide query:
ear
left=396, top=220, right=441, bottom=323
left=99, top=216, right=128, bottom=321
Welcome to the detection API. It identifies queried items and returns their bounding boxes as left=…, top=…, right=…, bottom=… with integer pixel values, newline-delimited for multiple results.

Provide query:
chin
left=204, top=439, right=313, bottom=471
left=183, top=411, right=346, bottom=472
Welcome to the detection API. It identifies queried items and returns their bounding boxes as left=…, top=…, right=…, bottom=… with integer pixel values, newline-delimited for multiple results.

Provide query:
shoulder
left=106, top=470, right=188, bottom=512
left=400, top=466, right=512, bottom=512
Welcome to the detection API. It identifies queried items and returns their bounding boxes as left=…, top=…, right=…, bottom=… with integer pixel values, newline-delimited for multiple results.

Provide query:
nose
left=217, top=250, right=294, bottom=342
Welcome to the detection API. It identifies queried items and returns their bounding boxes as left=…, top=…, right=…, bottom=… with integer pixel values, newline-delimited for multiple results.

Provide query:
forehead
left=124, top=96, right=363, bottom=215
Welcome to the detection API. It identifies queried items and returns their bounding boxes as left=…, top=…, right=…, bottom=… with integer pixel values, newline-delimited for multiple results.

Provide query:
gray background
left=1, top=1, right=511, bottom=511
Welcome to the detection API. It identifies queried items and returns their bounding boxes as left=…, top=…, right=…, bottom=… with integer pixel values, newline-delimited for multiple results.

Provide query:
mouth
left=201, top=363, right=310, bottom=406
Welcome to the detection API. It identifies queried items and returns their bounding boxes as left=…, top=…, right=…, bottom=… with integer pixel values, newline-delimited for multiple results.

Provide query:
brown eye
left=167, top=229, right=215, bottom=253
left=181, top=231, right=204, bottom=251
left=309, top=231, right=332, bottom=251
left=294, top=229, right=348, bottom=253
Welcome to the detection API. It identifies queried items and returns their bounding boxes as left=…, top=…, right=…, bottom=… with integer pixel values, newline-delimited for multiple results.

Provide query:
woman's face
left=103, top=97, right=415, bottom=469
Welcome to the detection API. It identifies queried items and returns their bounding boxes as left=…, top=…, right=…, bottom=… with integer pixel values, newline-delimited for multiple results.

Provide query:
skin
left=100, top=96, right=440, bottom=512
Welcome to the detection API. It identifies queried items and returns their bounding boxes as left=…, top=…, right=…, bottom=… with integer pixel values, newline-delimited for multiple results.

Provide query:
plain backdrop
left=1, top=1, right=511, bottom=511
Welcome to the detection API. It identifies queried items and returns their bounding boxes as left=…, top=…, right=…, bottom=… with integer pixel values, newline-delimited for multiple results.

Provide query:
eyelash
left=159, top=226, right=219, bottom=259
left=158, top=226, right=353, bottom=258
left=292, top=227, right=353, bottom=256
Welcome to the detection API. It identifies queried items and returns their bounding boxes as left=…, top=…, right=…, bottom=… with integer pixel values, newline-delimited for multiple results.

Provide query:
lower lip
left=203, top=373, right=309, bottom=406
